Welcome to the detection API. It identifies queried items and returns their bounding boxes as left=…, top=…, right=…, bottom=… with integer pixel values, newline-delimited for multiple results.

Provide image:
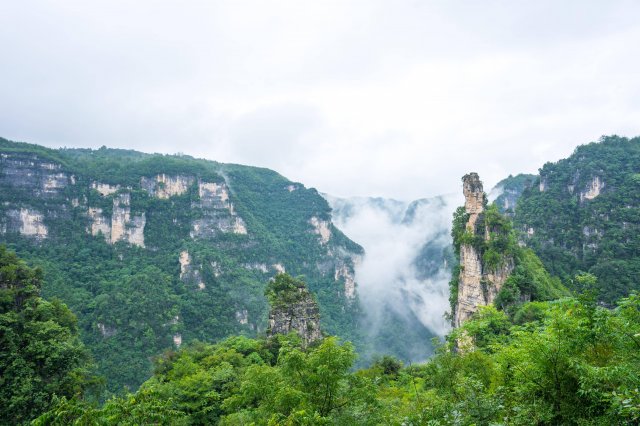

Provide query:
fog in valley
left=326, top=192, right=462, bottom=360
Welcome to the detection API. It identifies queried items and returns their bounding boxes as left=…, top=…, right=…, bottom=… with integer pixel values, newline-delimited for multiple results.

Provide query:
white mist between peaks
left=328, top=193, right=462, bottom=337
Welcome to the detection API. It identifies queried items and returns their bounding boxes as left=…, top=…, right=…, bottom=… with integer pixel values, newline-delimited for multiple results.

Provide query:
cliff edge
left=453, top=173, right=514, bottom=328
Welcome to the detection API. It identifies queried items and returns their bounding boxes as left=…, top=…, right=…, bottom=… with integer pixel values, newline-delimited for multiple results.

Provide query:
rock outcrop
left=580, top=176, right=604, bottom=202
left=454, top=173, right=514, bottom=328
left=141, top=174, right=194, bottom=199
left=334, top=262, right=357, bottom=299
left=190, top=180, right=248, bottom=238
left=6, top=208, right=48, bottom=239
left=309, top=216, right=331, bottom=244
left=266, top=274, right=322, bottom=347
left=87, top=193, right=146, bottom=247
left=178, top=250, right=206, bottom=290
left=91, top=182, right=121, bottom=196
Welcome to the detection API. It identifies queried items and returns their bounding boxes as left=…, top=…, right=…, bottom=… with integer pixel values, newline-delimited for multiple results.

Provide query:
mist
left=326, top=192, right=462, bottom=361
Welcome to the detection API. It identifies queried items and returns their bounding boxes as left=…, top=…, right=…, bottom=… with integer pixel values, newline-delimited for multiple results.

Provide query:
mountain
left=491, top=173, right=536, bottom=215
left=33, top=182, right=640, bottom=425
left=326, top=193, right=459, bottom=361
left=513, top=135, right=640, bottom=303
left=0, top=137, right=363, bottom=393
left=450, top=173, right=567, bottom=340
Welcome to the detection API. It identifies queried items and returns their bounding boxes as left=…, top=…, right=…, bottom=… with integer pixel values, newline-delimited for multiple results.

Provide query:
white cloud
left=1, top=1, right=640, bottom=199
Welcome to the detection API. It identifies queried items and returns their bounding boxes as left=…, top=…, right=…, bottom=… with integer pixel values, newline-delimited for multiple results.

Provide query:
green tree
left=0, top=246, right=94, bottom=424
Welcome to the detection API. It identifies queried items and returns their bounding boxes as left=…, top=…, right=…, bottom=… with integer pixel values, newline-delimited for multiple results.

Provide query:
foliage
left=264, top=273, right=311, bottom=309
left=0, top=246, right=95, bottom=424
left=0, top=138, right=364, bottom=394
left=373, top=294, right=640, bottom=425
left=37, top=335, right=378, bottom=425
left=39, top=292, right=640, bottom=424
left=449, top=195, right=566, bottom=316
left=515, top=135, right=640, bottom=303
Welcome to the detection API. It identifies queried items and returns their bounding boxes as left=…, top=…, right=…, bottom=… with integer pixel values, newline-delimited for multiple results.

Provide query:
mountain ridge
left=0, top=136, right=363, bottom=393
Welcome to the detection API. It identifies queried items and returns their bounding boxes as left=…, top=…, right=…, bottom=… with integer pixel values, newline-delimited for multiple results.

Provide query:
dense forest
left=3, top=135, right=640, bottom=424
left=0, top=138, right=363, bottom=394
left=2, top=247, right=637, bottom=424
left=515, top=135, right=640, bottom=303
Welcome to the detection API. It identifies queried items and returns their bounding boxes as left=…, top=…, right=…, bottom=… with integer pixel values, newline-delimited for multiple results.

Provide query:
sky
left=2, top=0, right=640, bottom=200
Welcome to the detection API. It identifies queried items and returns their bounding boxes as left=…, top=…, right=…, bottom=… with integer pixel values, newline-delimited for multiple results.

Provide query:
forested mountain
left=491, top=173, right=536, bottom=215
left=514, top=135, right=640, bottom=303
left=0, top=137, right=363, bottom=393
left=34, top=173, right=640, bottom=425
left=5, top=134, right=640, bottom=424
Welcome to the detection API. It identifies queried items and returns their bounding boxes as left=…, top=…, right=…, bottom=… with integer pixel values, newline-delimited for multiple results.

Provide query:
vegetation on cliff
left=492, top=173, right=536, bottom=215
left=0, top=137, right=362, bottom=394
left=450, top=189, right=567, bottom=322
left=515, top=135, right=640, bottom=304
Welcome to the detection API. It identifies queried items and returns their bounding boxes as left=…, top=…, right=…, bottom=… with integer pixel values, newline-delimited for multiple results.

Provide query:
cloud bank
left=2, top=1, right=640, bottom=199
left=328, top=193, right=462, bottom=359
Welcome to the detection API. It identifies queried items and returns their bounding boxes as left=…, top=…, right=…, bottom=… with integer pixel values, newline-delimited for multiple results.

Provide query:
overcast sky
left=2, top=1, right=640, bottom=199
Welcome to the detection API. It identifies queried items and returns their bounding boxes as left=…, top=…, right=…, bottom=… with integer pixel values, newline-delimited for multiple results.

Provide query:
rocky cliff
left=266, top=274, right=322, bottom=347
left=0, top=137, right=362, bottom=392
left=453, top=173, right=514, bottom=328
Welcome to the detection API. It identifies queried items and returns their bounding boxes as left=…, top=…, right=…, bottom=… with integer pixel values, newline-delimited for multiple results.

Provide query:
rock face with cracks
left=266, top=274, right=322, bottom=347
left=454, top=173, right=514, bottom=328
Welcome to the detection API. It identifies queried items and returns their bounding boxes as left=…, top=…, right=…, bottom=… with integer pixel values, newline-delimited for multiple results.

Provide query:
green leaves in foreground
left=37, top=335, right=376, bottom=425
left=36, top=293, right=640, bottom=425
left=0, top=246, right=95, bottom=424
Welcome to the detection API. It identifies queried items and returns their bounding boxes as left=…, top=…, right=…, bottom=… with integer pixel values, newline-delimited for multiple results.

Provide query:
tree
left=0, top=246, right=94, bottom=424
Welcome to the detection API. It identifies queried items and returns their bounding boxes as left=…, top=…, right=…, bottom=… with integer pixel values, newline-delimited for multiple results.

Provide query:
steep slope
left=491, top=173, right=536, bottom=215
left=514, top=135, right=640, bottom=303
left=266, top=273, right=322, bottom=347
left=450, top=173, right=567, bottom=334
left=0, top=137, right=362, bottom=393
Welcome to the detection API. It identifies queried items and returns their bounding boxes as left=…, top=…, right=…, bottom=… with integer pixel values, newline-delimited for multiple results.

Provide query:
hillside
left=0, top=137, right=363, bottom=393
left=514, top=135, right=640, bottom=303
left=491, top=173, right=536, bottom=215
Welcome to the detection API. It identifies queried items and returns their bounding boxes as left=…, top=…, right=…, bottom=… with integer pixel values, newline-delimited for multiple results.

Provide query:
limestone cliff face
left=334, top=263, right=357, bottom=299
left=190, top=180, right=248, bottom=238
left=110, top=193, right=146, bottom=247
left=141, top=174, right=194, bottom=199
left=580, top=176, right=604, bottom=202
left=454, top=173, right=514, bottom=328
left=6, top=208, right=48, bottom=239
left=0, top=153, right=70, bottom=239
left=91, top=182, right=120, bottom=196
left=309, top=216, right=331, bottom=244
left=0, top=152, right=70, bottom=199
left=87, top=192, right=146, bottom=247
left=178, top=250, right=206, bottom=290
